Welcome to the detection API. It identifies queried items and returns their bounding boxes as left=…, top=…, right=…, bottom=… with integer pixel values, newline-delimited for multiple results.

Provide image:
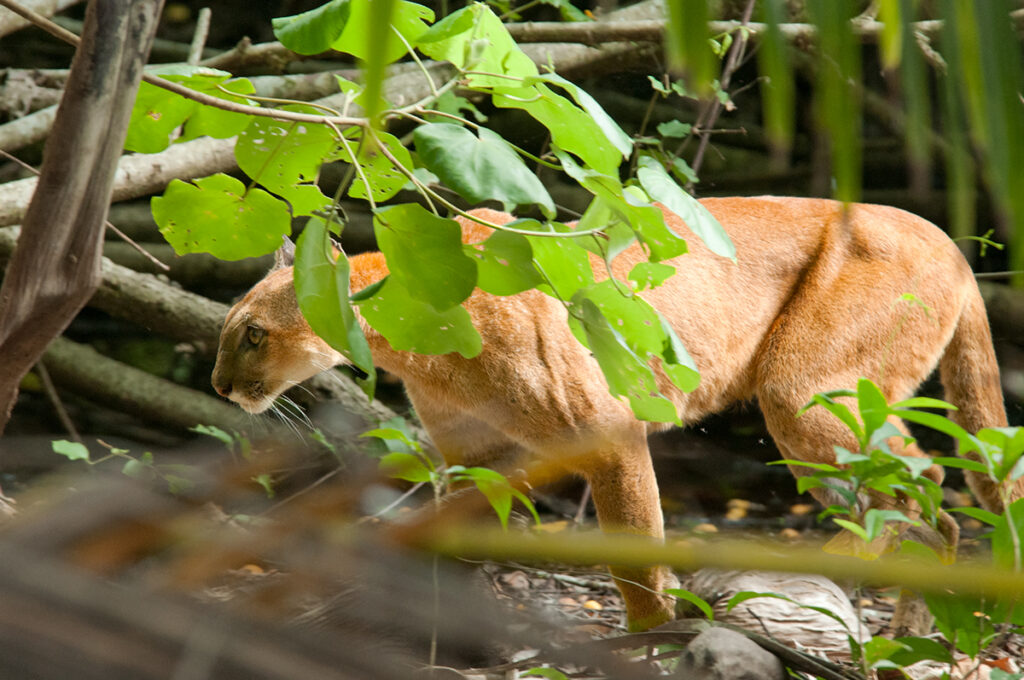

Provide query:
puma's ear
left=273, top=236, right=296, bottom=270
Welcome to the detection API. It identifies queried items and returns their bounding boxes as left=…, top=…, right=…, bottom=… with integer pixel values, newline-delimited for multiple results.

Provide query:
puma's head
left=211, top=242, right=344, bottom=413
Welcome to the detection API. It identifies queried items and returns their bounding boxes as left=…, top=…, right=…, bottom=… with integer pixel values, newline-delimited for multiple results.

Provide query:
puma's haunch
left=213, top=197, right=1019, bottom=631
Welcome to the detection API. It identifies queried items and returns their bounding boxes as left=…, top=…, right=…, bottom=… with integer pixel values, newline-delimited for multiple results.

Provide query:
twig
left=187, top=8, right=212, bottom=66
left=689, top=0, right=757, bottom=188
left=0, top=149, right=170, bottom=272
left=0, top=0, right=366, bottom=129
left=35, top=360, right=80, bottom=442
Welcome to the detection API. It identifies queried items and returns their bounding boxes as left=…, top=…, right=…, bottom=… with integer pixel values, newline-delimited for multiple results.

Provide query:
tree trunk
left=0, top=0, right=164, bottom=435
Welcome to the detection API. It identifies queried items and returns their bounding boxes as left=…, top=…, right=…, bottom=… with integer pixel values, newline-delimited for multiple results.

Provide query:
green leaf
left=523, top=668, right=569, bottom=680
left=380, top=452, right=433, bottom=483
left=294, top=216, right=376, bottom=397
left=577, top=298, right=679, bottom=424
left=235, top=112, right=336, bottom=216
left=664, top=588, right=714, bottom=620
left=52, top=440, right=90, bottom=462
left=495, top=84, right=622, bottom=175
left=125, top=70, right=255, bottom=153
left=637, top=155, right=735, bottom=260
left=832, top=518, right=870, bottom=542
left=273, top=0, right=433, bottom=62
left=460, top=467, right=514, bottom=529
left=800, top=393, right=864, bottom=442
left=524, top=73, right=633, bottom=159
left=656, top=120, right=692, bottom=138
left=124, top=81, right=196, bottom=153
left=948, top=506, right=1000, bottom=526
left=416, top=3, right=536, bottom=87
left=358, top=277, right=482, bottom=357
left=628, top=261, right=676, bottom=291
left=863, top=509, right=918, bottom=542
left=556, top=150, right=687, bottom=262
left=340, top=130, right=413, bottom=202
left=886, top=636, right=953, bottom=665
left=272, top=0, right=351, bottom=54
left=253, top=473, right=276, bottom=498
left=413, top=123, right=555, bottom=217
left=465, top=230, right=543, bottom=296
left=373, top=204, right=477, bottom=311
left=122, top=454, right=155, bottom=481
left=191, top=424, right=236, bottom=448
left=526, top=226, right=595, bottom=301
left=361, top=426, right=421, bottom=453
left=659, top=315, right=700, bottom=393
left=152, top=174, right=291, bottom=260
left=889, top=396, right=957, bottom=410
left=856, top=377, right=890, bottom=438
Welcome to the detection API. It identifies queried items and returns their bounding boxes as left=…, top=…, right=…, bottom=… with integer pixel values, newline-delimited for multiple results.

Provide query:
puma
left=213, top=197, right=1019, bottom=631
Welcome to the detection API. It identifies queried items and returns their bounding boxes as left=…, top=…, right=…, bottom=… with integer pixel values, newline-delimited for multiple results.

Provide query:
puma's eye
left=246, top=325, right=265, bottom=346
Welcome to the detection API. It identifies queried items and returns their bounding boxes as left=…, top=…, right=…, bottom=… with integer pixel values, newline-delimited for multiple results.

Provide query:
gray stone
left=675, top=627, right=786, bottom=680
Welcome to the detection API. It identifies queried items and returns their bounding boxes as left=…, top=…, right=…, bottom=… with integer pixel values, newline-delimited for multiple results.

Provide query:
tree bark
left=0, top=0, right=163, bottom=435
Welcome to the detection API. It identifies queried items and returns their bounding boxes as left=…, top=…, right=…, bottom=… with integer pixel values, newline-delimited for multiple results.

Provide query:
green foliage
left=51, top=439, right=199, bottom=495
left=799, top=377, right=1024, bottom=662
left=413, top=123, right=555, bottom=216
left=152, top=174, right=291, bottom=260
left=125, top=68, right=254, bottom=153
left=362, top=418, right=540, bottom=529
left=294, top=215, right=377, bottom=397
left=131, top=0, right=731, bottom=422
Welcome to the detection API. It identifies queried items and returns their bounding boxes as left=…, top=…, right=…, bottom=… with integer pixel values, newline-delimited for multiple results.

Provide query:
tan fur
left=213, top=198, right=1019, bottom=631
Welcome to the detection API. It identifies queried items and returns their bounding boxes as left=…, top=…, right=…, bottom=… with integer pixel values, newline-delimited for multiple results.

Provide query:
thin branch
left=186, top=7, right=212, bottom=66
left=0, top=149, right=170, bottom=272
left=503, top=10, right=1024, bottom=45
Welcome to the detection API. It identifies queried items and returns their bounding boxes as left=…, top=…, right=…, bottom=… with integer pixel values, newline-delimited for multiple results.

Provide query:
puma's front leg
left=583, top=430, right=676, bottom=631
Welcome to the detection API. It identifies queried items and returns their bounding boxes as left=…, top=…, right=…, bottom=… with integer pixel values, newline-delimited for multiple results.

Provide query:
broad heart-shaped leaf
left=465, top=230, right=543, bottom=296
left=577, top=298, right=679, bottom=424
left=176, top=74, right=255, bottom=141
left=524, top=74, right=632, bottom=159
left=294, top=215, right=376, bottom=398
left=334, top=0, right=433, bottom=64
left=357, top=277, right=482, bottom=357
left=629, top=261, right=676, bottom=290
left=339, top=130, right=413, bottom=202
left=556, top=150, right=687, bottom=262
left=124, top=81, right=195, bottom=153
left=235, top=111, right=336, bottom=216
left=575, top=195, right=636, bottom=265
left=152, top=174, right=291, bottom=260
left=413, top=123, right=555, bottom=217
left=636, top=155, right=735, bottom=261
left=273, top=0, right=432, bottom=62
left=494, top=84, right=622, bottom=176
left=124, top=70, right=254, bottom=153
left=416, top=3, right=537, bottom=88
left=331, top=129, right=411, bottom=200
left=522, top=221, right=595, bottom=301
left=373, top=204, right=477, bottom=311
left=272, top=0, right=351, bottom=54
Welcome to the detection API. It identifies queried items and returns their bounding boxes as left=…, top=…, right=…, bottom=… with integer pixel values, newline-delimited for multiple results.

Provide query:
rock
left=681, top=569, right=869, bottom=661
left=675, top=627, right=785, bottom=680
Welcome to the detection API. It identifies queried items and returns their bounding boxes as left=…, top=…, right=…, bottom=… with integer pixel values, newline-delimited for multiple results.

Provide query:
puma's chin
left=231, top=393, right=275, bottom=414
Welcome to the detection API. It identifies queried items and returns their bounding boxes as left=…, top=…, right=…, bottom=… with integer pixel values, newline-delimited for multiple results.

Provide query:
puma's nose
left=213, top=380, right=233, bottom=398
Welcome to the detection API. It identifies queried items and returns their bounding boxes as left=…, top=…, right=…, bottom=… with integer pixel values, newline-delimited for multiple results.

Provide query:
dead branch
left=0, top=0, right=82, bottom=38
left=42, top=337, right=251, bottom=432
